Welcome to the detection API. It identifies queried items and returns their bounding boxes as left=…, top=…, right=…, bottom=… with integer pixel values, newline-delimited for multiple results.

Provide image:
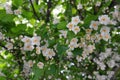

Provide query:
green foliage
left=0, top=0, right=120, bottom=80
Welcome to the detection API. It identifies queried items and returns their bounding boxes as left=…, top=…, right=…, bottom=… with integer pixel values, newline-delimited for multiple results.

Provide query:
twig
left=29, top=0, right=40, bottom=21
left=46, top=0, right=52, bottom=23
left=70, top=0, right=84, bottom=20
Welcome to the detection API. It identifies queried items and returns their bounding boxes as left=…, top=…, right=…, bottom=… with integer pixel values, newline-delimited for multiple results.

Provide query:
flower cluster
left=67, top=16, right=81, bottom=34
left=4, top=1, right=21, bottom=15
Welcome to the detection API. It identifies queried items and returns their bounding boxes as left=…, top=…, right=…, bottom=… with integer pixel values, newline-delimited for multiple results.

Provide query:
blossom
left=5, top=42, right=13, bottom=50
left=85, top=29, right=92, bottom=34
left=23, top=44, right=34, bottom=51
left=44, top=49, right=56, bottom=59
left=102, top=33, right=111, bottom=41
left=71, top=16, right=80, bottom=25
left=98, top=15, right=110, bottom=25
left=31, top=36, right=41, bottom=46
left=14, top=9, right=21, bottom=15
left=87, top=44, right=95, bottom=53
left=66, top=51, right=73, bottom=59
left=37, top=62, right=44, bottom=69
left=90, top=21, right=99, bottom=30
left=95, top=1, right=101, bottom=7
left=77, top=3, right=83, bottom=10
left=28, top=60, right=34, bottom=67
left=66, top=22, right=74, bottom=31
left=0, top=32, right=4, bottom=40
left=59, top=30, right=67, bottom=38
left=107, top=60, right=116, bottom=68
left=72, top=26, right=80, bottom=34
left=76, top=55, right=82, bottom=62
left=36, top=46, right=41, bottom=54
left=68, top=38, right=78, bottom=50
left=100, top=26, right=110, bottom=35
left=4, top=2, right=13, bottom=14
left=21, top=36, right=31, bottom=44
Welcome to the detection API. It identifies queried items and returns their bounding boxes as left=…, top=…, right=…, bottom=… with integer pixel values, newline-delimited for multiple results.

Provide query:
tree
left=0, top=0, right=120, bottom=80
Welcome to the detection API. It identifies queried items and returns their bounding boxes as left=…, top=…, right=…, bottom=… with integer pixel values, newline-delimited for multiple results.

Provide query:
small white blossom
left=23, top=44, right=34, bottom=51
left=31, top=36, right=41, bottom=46
left=71, top=16, right=80, bottom=25
left=14, top=9, right=21, bottom=15
left=59, top=30, right=67, bottom=38
left=72, top=26, right=80, bottom=34
left=21, top=36, right=31, bottom=44
left=66, top=22, right=74, bottom=31
left=5, top=42, right=13, bottom=50
left=0, top=32, right=4, bottom=40
left=37, top=62, right=44, bottom=69
left=90, top=21, right=99, bottom=30
left=77, top=3, right=83, bottom=10
left=98, top=15, right=110, bottom=25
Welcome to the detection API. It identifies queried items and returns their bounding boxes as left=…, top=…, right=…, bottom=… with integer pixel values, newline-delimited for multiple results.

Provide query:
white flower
left=14, top=9, right=21, bottom=15
left=76, top=55, right=82, bottom=62
left=85, top=29, right=92, bottom=34
left=0, top=71, right=6, bottom=77
left=71, top=16, right=80, bottom=25
left=44, top=49, right=55, bottom=59
left=109, top=20, right=117, bottom=25
left=0, top=32, right=4, bottom=40
left=100, top=26, right=110, bottom=35
left=102, top=33, right=111, bottom=41
left=4, top=2, right=13, bottom=14
left=5, top=42, right=13, bottom=50
left=28, top=60, right=34, bottom=67
left=72, top=26, right=80, bottom=34
left=96, top=75, right=107, bottom=80
left=70, top=38, right=78, bottom=44
left=37, top=62, right=44, bottom=69
left=21, top=36, right=31, bottom=44
left=66, top=51, right=73, bottom=59
left=87, top=45, right=95, bottom=53
left=69, top=38, right=78, bottom=49
left=77, top=3, right=83, bottom=9
left=107, top=60, right=116, bottom=68
left=107, top=71, right=114, bottom=79
left=41, top=46, right=48, bottom=55
left=90, top=21, right=99, bottom=30
left=95, top=1, right=101, bottom=7
left=36, top=46, right=41, bottom=54
left=22, top=18, right=28, bottom=24
left=31, top=36, right=41, bottom=46
left=66, top=22, right=74, bottom=31
left=112, top=53, right=120, bottom=61
left=6, top=8, right=13, bottom=14
left=59, top=30, right=67, bottom=38
left=23, top=44, right=34, bottom=51
left=53, top=18, right=59, bottom=24
left=99, top=62, right=106, bottom=70
left=98, top=15, right=110, bottom=25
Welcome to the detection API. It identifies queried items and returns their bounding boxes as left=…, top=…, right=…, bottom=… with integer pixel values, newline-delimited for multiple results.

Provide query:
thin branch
left=70, top=0, right=84, bottom=20
left=46, top=0, right=52, bottom=23
left=29, top=0, right=40, bottom=21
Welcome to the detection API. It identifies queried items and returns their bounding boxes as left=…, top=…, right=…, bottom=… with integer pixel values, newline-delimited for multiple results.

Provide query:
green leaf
left=46, top=64, right=58, bottom=76
left=57, top=44, right=68, bottom=55
left=83, top=14, right=98, bottom=27
left=12, top=0, right=23, bottom=7
left=11, top=24, right=26, bottom=33
left=48, top=39, right=56, bottom=48
left=72, top=48, right=83, bottom=56
left=0, top=10, right=15, bottom=22
left=0, top=77, right=6, bottom=80
left=32, top=65, right=44, bottom=80
left=57, top=21, right=67, bottom=29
